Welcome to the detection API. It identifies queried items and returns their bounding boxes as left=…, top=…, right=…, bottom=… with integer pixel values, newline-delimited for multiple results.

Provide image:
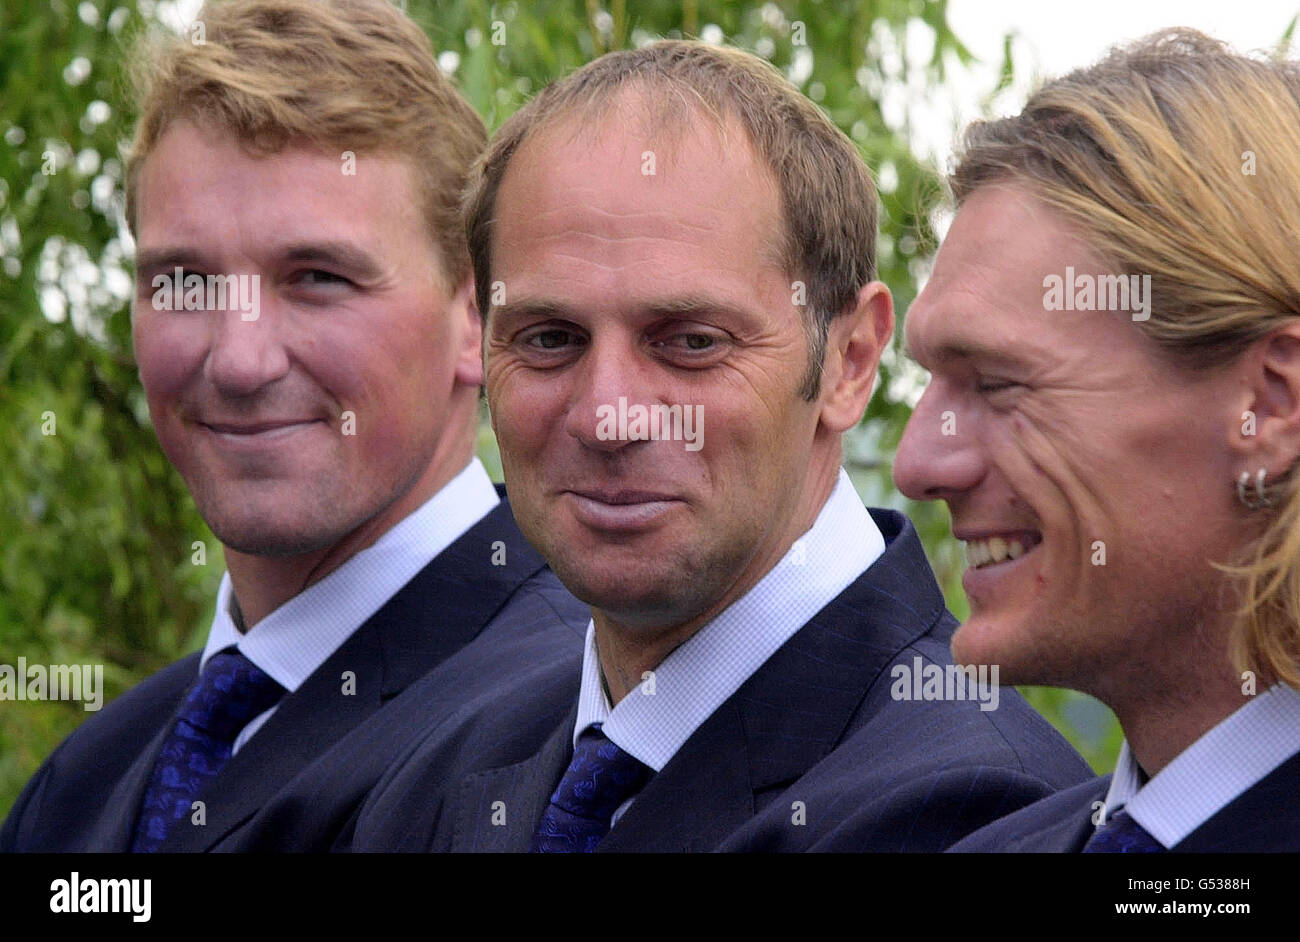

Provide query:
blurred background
left=3, top=0, right=1297, bottom=816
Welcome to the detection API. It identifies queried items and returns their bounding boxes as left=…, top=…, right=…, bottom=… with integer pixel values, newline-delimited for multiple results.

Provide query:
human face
left=484, top=111, right=842, bottom=633
left=132, top=120, right=481, bottom=558
left=893, top=185, right=1242, bottom=696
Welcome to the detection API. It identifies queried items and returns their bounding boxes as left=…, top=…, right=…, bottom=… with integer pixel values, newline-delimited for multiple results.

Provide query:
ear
left=818, top=280, right=894, bottom=433
left=450, top=274, right=484, bottom=388
left=1233, top=323, right=1300, bottom=478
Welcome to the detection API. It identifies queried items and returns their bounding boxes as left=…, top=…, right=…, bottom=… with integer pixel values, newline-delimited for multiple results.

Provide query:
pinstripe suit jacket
left=349, top=508, right=1094, bottom=852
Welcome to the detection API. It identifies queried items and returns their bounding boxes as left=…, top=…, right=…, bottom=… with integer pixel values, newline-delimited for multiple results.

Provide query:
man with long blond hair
left=1, top=0, right=586, bottom=852
left=895, top=28, right=1300, bottom=851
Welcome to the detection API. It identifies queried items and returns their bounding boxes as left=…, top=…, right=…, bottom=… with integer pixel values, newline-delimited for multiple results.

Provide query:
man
left=894, top=30, right=1300, bottom=852
left=349, top=40, right=1093, bottom=853
left=1, top=0, right=586, bottom=853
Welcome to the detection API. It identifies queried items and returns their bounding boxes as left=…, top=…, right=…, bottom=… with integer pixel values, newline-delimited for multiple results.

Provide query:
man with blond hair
left=348, top=39, right=1093, bottom=852
left=893, top=29, right=1300, bottom=853
left=1, top=0, right=585, bottom=852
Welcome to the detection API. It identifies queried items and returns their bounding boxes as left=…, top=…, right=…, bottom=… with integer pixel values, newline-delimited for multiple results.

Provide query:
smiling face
left=132, top=119, right=482, bottom=561
left=893, top=185, right=1244, bottom=696
left=483, top=105, right=847, bottom=635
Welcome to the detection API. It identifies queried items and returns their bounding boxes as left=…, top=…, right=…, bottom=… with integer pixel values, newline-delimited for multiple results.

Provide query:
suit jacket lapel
left=446, top=710, right=575, bottom=852
left=85, top=722, right=176, bottom=852
left=599, top=700, right=754, bottom=852
left=79, top=653, right=202, bottom=852
left=165, top=494, right=550, bottom=851
left=167, top=626, right=388, bottom=851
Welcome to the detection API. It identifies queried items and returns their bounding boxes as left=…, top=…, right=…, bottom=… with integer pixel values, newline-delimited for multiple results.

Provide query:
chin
left=951, top=614, right=1028, bottom=682
left=203, top=503, right=349, bottom=559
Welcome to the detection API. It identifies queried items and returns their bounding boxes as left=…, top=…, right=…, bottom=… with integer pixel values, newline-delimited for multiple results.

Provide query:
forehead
left=492, top=99, right=787, bottom=281
left=905, top=185, right=1114, bottom=365
left=134, top=120, right=428, bottom=256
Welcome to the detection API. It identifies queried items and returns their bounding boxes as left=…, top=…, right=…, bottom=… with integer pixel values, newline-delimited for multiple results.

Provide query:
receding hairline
left=485, top=81, right=793, bottom=296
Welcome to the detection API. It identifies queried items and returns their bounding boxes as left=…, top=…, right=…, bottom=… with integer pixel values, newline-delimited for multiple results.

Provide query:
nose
left=562, top=331, right=651, bottom=454
left=204, top=295, right=290, bottom=398
left=893, top=381, right=985, bottom=502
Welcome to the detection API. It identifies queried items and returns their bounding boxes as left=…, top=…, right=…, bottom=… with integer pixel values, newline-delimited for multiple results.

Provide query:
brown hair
left=952, top=28, right=1300, bottom=688
left=463, top=39, right=879, bottom=399
left=124, top=0, right=486, bottom=286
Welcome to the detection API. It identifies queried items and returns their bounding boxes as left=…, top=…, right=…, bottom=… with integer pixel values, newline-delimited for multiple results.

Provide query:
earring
left=1237, top=468, right=1274, bottom=509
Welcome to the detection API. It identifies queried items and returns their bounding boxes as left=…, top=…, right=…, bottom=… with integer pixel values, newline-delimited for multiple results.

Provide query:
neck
left=595, top=449, right=842, bottom=703
left=1105, top=633, right=1267, bottom=776
left=225, top=423, right=475, bottom=629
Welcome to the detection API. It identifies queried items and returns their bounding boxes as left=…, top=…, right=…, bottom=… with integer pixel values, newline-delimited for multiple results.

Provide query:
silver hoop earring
left=1237, top=469, right=1274, bottom=509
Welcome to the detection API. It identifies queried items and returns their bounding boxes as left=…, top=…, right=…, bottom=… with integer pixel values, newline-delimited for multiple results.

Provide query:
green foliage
left=0, top=0, right=1119, bottom=818
left=1, top=0, right=223, bottom=815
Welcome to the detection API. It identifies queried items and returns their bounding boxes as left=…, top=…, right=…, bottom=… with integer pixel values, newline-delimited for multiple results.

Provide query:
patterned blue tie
left=1083, top=809, right=1165, bottom=853
left=531, top=723, right=652, bottom=853
left=131, top=648, right=284, bottom=852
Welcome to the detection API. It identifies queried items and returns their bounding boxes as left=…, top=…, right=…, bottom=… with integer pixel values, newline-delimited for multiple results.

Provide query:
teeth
left=966, top=536, right=1030, bottom=569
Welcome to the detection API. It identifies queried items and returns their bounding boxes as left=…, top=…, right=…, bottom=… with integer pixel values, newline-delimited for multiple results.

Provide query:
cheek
left=133, top=316, right=201, bottom=405
left=493, top=375, right=562, bottom=449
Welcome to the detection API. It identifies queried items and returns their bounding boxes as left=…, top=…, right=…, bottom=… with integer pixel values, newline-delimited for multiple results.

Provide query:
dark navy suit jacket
left=349, top=508, right=1095, bottom=852
left=0, top=490, right=588, bottom=852
left=950, top=752, right=1300, bottom=851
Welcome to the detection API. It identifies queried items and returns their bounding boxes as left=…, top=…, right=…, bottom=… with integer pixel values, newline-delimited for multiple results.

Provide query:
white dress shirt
left=572, top=467, right=886, bottom=823
left=1101, top=682, right=1300, bottom=848
left=199, top=457, right=500, bottom=754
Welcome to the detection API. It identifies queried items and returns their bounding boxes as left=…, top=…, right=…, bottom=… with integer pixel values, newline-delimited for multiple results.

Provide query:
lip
left=199, top=418, right=326, bottom=448
left=564, top=489, right=684, bottom=532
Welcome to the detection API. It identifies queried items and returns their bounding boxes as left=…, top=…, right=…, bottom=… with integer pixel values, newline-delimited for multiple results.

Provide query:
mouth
left=205, top=418, right=325, bottom=433
left=200, top=419, right=326, bottom=441
left=960, top=530, right=1043, bottom=570
left=564, top=488, right=684, bottom=531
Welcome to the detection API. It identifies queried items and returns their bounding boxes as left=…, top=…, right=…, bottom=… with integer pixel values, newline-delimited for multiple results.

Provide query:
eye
left=652, top=329, right=729, bottom=361
left=295, top=269, right=353, bottom=287
left=976, top=378, right=1020, bottom=394
left=523, top=327, right=585, bottom=350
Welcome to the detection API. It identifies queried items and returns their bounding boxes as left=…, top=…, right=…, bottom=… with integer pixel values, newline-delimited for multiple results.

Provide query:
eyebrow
left=901, top=331, right=1027, bottom=371
left=134, top=241, right=385, bottom=282
left=490, top=293, right=755, bottom=326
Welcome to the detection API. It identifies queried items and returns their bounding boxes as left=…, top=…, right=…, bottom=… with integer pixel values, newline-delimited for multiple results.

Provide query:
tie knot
left=562, top=726, right=651, bottom=818
left=178, top=648, right=285, bottom=742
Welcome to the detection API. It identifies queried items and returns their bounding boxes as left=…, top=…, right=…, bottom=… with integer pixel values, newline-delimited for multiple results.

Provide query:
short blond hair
left=463, top=40, right=879, bottom=400
left=124, top=0, right=486, bottom=286
left=952, top=28, right=1300, bottom=688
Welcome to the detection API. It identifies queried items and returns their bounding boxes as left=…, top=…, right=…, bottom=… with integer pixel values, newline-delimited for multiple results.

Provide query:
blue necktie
left=1083, top=809, right=1165, bottom=853
left=131, top=648, right=284, bottom=852
left=531, top=723, right=652, bottom=853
